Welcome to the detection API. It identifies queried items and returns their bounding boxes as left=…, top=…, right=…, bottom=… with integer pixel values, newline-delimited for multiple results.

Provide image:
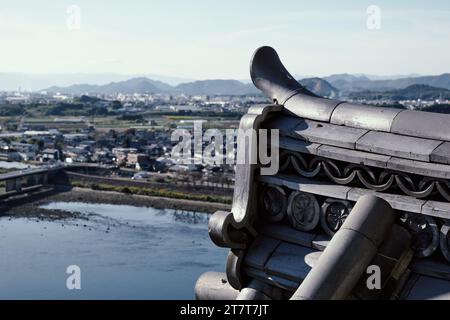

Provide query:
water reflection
left=173, top=210, right=210, bottom=225
left=0, top=202, right=227, bottom=299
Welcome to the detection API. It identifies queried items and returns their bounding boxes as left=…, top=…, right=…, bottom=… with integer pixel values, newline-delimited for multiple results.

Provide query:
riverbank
left=0, top=187, right=232, bottom=220
left=69, top=180, right=232, bottom=204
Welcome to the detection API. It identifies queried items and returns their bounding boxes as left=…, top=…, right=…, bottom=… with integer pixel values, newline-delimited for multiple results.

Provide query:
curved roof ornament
left=250, top=46, right=317, bottom=105
left=250, top=46, right=450, bottom=140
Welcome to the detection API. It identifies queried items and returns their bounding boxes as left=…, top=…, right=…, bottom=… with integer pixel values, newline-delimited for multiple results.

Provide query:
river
left=0, top=202, right=228, bottom=299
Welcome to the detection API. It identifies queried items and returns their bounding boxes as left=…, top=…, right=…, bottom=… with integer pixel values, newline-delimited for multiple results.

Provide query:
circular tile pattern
left=320, top=199, right=352, bottom=237
left=287, top=191, right=320, bottom=232
left=400, top=212, right=439, bottom=258
left=259, top=185, right=287, bottom=222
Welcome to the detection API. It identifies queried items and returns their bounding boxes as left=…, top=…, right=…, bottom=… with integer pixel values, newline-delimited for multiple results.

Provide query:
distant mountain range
left=323, top=73, right=450, bottom=93
left=174, top=80, right=258, bottom=95
left=2, top=71, right=450, bottom=99
left=0, top=73, right=193, bottom=91
left=348, top=84, right=450, bottom=101
left=45, top=77, right=174, bottom=95
left=44, top=78, right=260, bottom=96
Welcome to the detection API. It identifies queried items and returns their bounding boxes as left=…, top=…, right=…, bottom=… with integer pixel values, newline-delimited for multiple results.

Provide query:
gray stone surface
left=256, top=222, right=317, bottom=247
left=330, top=102, right=403, bottom=132
left=378, top=224, right=412, bottom=260
left=391, top=110, right=450, bottom=141
left=347, top=187, right=425, bottom=213
left=283, top=93, right=341, bottom=122
left=293, top=119, right=368, bottom=149
left=291, top=196, right=395, bottom=300
left=263, top=174, right=433, bottom=216
left=291, top=229, right=377, bottom=300
left=311, top=233, right=331, bottom=251
left=303, top=251, right=322, bottom=269
left=387, top=157, right=450, bottom=179
left=430, top=142, right=450, bottom=165
left=236, top=280, right=274, bottom=300
left=199, top=46, right=450, bottom=301
left=250, top=46, right=303, bottom=105
left=244, top=266, right=299, bottom=292
left=355, top=131, right=443, bottom=162
left=421, top=201, right=450, bottom=219
left=265, top=115, right=304, bottom=137
left=369, top=192, right=425, bottom=214
left=279, top=136, right=321, bottom=155
left=403, top=275, right=450, bottom=300
left=410, top=259, right=450, bottom=281
left=342, top=195, right=395, bottom=247
left=231, top=103, right=283, bottom=226
left=245, top=236, right=281, bottom=270
left=317, top=144, right=390, bottom=168
left=195, top=272, right=240, bottom=300
left=265, top=242, right=315, bottom=282
left=259, top=174, right=351, bottom=200
left=344, top=187, right=373, bottom=202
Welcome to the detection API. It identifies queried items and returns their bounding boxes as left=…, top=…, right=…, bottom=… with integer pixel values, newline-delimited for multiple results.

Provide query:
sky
left=0, top=0, right=449, bottom=79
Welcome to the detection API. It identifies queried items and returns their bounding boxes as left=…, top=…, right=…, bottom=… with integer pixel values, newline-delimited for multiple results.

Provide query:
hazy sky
left=0, top=0, right=449, bottom=79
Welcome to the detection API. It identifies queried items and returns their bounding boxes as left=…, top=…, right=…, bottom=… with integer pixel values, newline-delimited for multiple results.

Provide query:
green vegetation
left=370, top=103, right=407, bottom=109
left=417, top=104, right=450, bottom=114
left=154, top=110, right=244, bottom=118
left=71, top=181, right=232, bottom=204
left=117, top=114, right=144, bottom=121
left=0, top=102, right=114, bottom=117
left=43, top=103, right=113, bottom=116
left=0, top=168, right=14, bottom=174
left=0, top=105, right=24, bottom=116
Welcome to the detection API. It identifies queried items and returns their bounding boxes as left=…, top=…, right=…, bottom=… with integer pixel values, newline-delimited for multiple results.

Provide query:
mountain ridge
left=348, top=84, right=450, bottom=100
left=326, top=73, right=450, bottom=92
left=44, top=77, right=260, bottom=96
left=29, top=73, right=450, bottom=97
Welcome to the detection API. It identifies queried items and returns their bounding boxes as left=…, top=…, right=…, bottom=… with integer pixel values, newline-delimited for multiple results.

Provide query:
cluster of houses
left=0, top=128, right=168, bottom=168
left=0, top=109, right=243, bottom=190
left=0, top=125, right=235, bottom=178
left=0, top=143, right=60, bottom=163
left=0, top=129, right=62, bottom=162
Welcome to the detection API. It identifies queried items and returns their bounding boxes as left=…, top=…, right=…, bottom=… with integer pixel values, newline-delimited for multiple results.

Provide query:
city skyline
left=0, top=1, right=450, bottom=79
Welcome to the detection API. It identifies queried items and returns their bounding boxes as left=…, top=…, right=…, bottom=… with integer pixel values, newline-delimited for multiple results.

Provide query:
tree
left=122, top=136, right=132, bottom=148
left=111, top=101, right=123, bottom=110
left=37, top=140, right=45, bottom=151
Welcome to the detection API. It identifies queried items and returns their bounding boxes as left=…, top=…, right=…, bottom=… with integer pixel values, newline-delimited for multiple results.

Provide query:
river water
left=0, top=202, right=228, bottom=299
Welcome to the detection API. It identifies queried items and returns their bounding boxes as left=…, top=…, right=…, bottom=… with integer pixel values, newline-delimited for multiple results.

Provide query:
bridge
left=0, top=167, right=56, bottom=199
left=0, top=163, right=115, bottom=200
